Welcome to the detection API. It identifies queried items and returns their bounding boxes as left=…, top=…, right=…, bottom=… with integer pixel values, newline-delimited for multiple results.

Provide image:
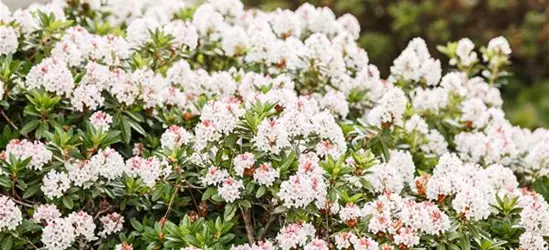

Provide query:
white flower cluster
left=390, top=38, right=442, bottom=86
left=4, top=139, right=53, bottom=171
left=0, top=195, right=22, bottom=231
left=41, top=211, right=96, bottom=250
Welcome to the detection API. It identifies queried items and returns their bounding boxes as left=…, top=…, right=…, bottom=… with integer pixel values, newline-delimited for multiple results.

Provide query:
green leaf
left=256, top=186, right=266, bottom=198
left=127, top=118, right=146, bottom=136
left=23, top=184, right=41, bottom=199
left=20, top=120, right=41, bottom=135
left=62, top=196, right=74, bottom=209
left=1, top=236, right=13, bottom=250
left=130, top=218, right=144, bottom=232
left=202, top=187, right=217, bottom=201
left=532, top=176, right=549, bottom=201
left=224, top=203, right=237, bottom=221
left=460, top=236, right=471, bottom=250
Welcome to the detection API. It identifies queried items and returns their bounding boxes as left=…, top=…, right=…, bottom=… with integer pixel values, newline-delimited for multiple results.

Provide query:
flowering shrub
left=0, top=0, right=548, bottom=250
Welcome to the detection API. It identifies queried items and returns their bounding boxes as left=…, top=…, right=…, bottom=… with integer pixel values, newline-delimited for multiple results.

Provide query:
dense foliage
left=244, top=0, right=549, bottom=129
left=0, top=0, right=548, bottom=250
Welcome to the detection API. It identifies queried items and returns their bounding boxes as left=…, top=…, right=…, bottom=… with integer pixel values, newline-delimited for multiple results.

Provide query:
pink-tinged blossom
left=89, top=111, right=113, bottom=131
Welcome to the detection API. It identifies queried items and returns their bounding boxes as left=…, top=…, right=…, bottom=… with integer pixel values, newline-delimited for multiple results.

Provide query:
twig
left=240, top=207, right=255, bottom=244
left=162, top=186, right=180, bottom=221
left=1, top=110, right=19, bottom=130
left=11, top=198, right=34, bottom=208
left=93, top=207, right=110, bottom=220
left=259, top=214, right=276, bottom=240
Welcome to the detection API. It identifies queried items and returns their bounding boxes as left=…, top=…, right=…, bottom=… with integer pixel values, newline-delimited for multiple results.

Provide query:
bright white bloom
left=390, top=37, right=441, bottom=86
left=318, top=90, right=349, bottom=118
left=334, top=232, right=358, bottom=249
left=368, top=87, right=408, bottom=128
left=253, top=163, right=279, bottom=187
left=303, top=238, right=329, bottom=250
left=519, top=232, right=548, bottom=250
left=68, top=211, right=97, bottom=242
left=0, top=196, right=22, bottom=231
left=339, top=203, right=364, bottom=222
left=219, top=177, right=244, bottom=203
left=160, top=125, right=194, bottom=151
left=275, top=222, right=316, bottom=250
left=233, top=153, right=255, bottom=177
left=487, top=36, right=512, bottom=55
left=125, top=156, right=171, bottom=187
left=88, top=148, right=125, bottom=181
left=126, top=18, right=160, bottom=47
left=25, top=57, right=74, bottom=97
left=42, top=171, right=71, bottom=199
left=253, top=118, right=291, bottom=155
left=33, top=204, right=61, bottom=223
left=5, top=139, right=52, bottom=171
left=452, top=38, right=477, bottom=67
left=99, top=212, right=124, bottom=237
left=405, top=114, right=429, bottom=134
left=194, top=98, right=244, bottom=150
left=0, top=26, right=19, bottom=55
left=89, top=111, right=112, bottom=131
left=163, top=20, right=198, bottom=50
left=42, top=218, right=76, bottom=250
left=351, top=237, right=379, bottom=250
left=202, top=166, right=230, bottom=186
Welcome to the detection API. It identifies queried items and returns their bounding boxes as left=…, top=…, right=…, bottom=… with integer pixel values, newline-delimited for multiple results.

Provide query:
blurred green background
left=245, top=0, right=549, bottom=129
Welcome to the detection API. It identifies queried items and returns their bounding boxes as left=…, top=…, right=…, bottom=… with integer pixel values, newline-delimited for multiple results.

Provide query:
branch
left=259, top=214, right=276, bottom=241
left=0, top=110, right=19, bottom=130
left=240, top=207, right=255, bottom=244
left=162, top=186, right=180, bottom=222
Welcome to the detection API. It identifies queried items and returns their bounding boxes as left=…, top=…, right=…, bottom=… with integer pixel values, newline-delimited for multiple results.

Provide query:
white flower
left=233, top=153, right=255, bottom=177
left=519, top=232, right=548, bottom=250
left=339, top=203, right=364, bottom=221
left=33, top=204, right=61, bottom=223
left=0, top=195, right=22, bottom=231
left=275, top=222, right=316, bottom=250
left=42, top=171, right=71, bottom=199
left=5, top=139, right=52, bottom=171
left=160, top=125, right=194, bottom=151
left=68, top=211, right=97, bottom=241
left=351, top=237, right=379, bottom=250
left=125, top=156, right=171, bottom=187
left=89, top=111, right=112, bottom=131
left=304, top=238, right=329, bottom=250
left=42, top=218, right=76, bottom=250
left=334, top=232, right=357, bottom=249
left=367, top=87, right=408, bottom=128
left=453, top=38, right=477, bottom=67
left=219, top=177, right=244, bottom=203
left=390, top=37, right=441, bottom=86
left=405, top=114, right=429, bottom=134
left=25, top=57, right=74, bottom=97
left=99, top=212, right=124, bottom=237
left=0, top=26, right=19, bottom=55
left=163, top=20, right=198, bottom=50
left=253, top=118, right=291, bottom=155
left=126, top=18, right=160, bottom=47
left=253, top=163, right=279, bottom=187
left=86, top=148, right=124, bottom=181
left=202, top=166, right=229, bottom=186
left=487, top=36, right=512, bottom=55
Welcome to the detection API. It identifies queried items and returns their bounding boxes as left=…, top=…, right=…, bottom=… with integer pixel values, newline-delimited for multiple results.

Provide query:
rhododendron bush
left=0, top=0, right=548, bottom=249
